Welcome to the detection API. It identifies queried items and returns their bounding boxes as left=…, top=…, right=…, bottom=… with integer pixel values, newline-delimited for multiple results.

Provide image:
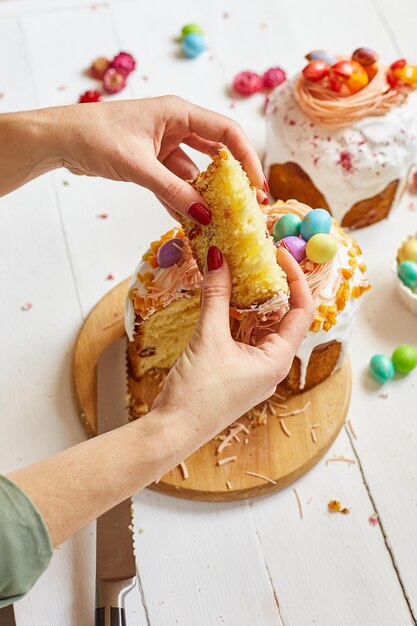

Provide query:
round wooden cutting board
left=73, top=279, right=351, bottom=501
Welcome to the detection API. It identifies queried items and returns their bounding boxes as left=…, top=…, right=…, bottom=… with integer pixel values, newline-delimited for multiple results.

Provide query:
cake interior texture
left=128, top=292, right=201, bottom=379
left=180, top=148, right=288, bottom=309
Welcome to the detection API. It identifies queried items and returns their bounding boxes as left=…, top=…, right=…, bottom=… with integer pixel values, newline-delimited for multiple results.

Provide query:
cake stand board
left=73, top=279, right=351, bottom=502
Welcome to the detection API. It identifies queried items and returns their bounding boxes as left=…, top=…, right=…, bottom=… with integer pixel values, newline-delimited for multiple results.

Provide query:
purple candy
left=157, top=238, right=184, bottom=268
left=277, top=236, right=306, bottom=263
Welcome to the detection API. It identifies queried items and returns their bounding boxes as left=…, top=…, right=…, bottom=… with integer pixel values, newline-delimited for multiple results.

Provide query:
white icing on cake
left=294, top=232, right=363, bottom=388
left=265, top=79, right=417, bottom=224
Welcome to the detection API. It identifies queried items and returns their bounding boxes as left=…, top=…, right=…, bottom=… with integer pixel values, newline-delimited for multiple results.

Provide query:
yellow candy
left=395, top=65, right=417, bottom=86
left=306, top=233, right=338, bottom=264
left=398, top=237, right=417, bottom=264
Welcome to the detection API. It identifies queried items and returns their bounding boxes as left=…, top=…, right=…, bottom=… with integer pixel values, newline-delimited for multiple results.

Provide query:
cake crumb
left=21, top=303, right=32, bottom=311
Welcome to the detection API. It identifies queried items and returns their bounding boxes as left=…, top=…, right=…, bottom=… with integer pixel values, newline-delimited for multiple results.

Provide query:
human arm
left=8, top=247, right=314, bottom=548
left=0, top=97, right=268, bottom=218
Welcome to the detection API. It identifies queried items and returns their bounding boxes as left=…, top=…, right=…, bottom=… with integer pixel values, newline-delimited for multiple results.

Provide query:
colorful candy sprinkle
left=305, top=50, right=336, bottom=66
left=302, top=59, right=330, bottom=82
left=181, top=23, right=204, bottom=38
left=102, top=68, right=126, bottom=94
left=300, top=208, right=331, bottom=241
left=182, top=32, right=206, bottom=59
left=369, top=355, right=395, bottom=383
left=329, top=60, right=369, bottom=95
left=398, top=260, right=417, bottom=290
left=157, top=238, right=184, bottom=268
left=263, top=67, right=286, bottom=90
left=398, top=237, right=417, bottom=264
left=279, top=236, right=306, bottom=263
left=90, top=56, right=110, bottom=79
left=110, top=51, right=136, bottom=77
left=272, top=213, right=301, bottom=241
left=233, top=71, right=263, bottom=95
left=79, top=90, right=101, bottom=103
left=392, top=345, right=417, bottom=374
left=306, top=233, right=337, bottom=264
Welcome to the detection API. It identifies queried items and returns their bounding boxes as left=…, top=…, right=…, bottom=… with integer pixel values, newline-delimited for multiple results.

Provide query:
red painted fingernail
left=263, top=174, right=269, bottom=193
left=207, top=246, right=223, bottom=271
left=188, top=203, right=212, bottom=225
left=261, top=196, right=270, bottom=205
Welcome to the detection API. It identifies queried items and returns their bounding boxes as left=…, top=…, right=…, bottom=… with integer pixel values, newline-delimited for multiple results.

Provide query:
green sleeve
left=0, top=475, right=53, bottom=607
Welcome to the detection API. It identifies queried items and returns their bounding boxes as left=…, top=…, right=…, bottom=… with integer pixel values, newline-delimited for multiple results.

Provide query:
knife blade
left=0, top=605, right=16, bottom=626
left=95, top=339, right=136, bottom=626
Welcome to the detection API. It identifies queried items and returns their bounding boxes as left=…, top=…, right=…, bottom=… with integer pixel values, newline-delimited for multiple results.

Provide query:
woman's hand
left=154, top=246, right=315, bottom=443
left=0, top=98, right=267, bottom=221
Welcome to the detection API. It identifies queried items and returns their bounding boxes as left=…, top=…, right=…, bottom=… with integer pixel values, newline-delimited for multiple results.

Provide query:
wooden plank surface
left=0, top=0, right=417, bottom=624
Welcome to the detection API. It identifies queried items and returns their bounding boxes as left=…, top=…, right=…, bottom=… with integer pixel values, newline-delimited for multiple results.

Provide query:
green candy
left=181, top=23, right=204, bottom=39
left=369, top=354, right=395, bottom=383
left=272, top=213, right=302, bottom=242
left=392, top=344, right=417, bottom=374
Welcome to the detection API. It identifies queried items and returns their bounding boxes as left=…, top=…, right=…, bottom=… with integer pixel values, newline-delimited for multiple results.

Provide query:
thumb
left=198, top=247, right=232, bottom=336
left=143, top=160, right=212, bottom=226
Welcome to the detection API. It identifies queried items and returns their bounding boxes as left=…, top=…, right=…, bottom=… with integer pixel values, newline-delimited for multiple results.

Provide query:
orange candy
left=329, top=60, right=369, bottom=95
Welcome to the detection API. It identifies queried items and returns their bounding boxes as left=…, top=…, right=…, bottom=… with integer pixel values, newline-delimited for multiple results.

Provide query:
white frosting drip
left=265, top=79, right=417, bottom=224
left=295, top=235, right=364, bottom=388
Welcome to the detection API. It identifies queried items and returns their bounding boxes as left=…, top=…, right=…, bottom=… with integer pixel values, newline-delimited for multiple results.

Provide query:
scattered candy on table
left=232, top=66, right=286, bottom=96
left=181, top=23, right=204, bottom=38
left=110, top=51, right=136, bottom=76
left=78, top=90, right=101, bottom=103
left=272, top=213, right=301, bottom=241
left=397, top=236, right=417, bottom=264
left=182, top=32, right=206, bottom=59
left=398, top=260, right=417, bottom=291
left=300, top=208, right=331, bottom=241
left=90, top=56, right=110, bottom=79
left=306, top=233, right=337, bottom=264
left=102, top=68, right=126, bottom=94
left=391, top=345, right=417, bottom=374
left=233, top=71, right=264, bottom=95
left=262, top=67, right=286, bottom=89
left=278, top=236, right=307, bottom=263
left=79, top=51, right=136, bottom=103
left=156, top=238, right=184, bottom=268
left=369, top=355, right=395, bottom=383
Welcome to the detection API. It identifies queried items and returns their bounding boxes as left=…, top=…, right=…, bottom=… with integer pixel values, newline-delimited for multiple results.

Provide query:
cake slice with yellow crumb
left=179, top=149, right=289, bottom=310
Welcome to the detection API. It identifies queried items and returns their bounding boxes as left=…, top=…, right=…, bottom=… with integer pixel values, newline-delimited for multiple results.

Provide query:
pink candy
left=102, top=68, right=126, bottom=94
left=233, top=66, right=286, bottom=96
left=233, top=71, right=264, bottom=95
left=110, top=51, right=136, bottom=77
left=263, top=66, right=286, bottom=89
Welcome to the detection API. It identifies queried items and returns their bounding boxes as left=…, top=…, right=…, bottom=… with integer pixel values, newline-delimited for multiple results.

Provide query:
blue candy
left=369, top=355, right=395, bottom=383
left=306, top=50, right=337, bottom=66
left=398, top=260, right=417, bottom=290
left=300, top=208, right=331, bottom=241
left=272, top=213, right=302, bottom=242
left=182, top=32, right=206, bottom=59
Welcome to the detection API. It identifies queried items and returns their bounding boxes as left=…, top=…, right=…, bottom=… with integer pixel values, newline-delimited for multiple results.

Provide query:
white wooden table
left=1, top=0, right=417, bottom=624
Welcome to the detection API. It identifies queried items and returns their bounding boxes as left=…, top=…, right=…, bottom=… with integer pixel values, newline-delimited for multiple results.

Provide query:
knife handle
left=95, top=578, right=136, bottom=626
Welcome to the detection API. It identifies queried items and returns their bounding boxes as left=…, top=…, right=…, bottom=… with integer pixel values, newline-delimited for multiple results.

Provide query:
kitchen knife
left=95, top=339, right=136, bottom=626
left=0, top=605, right=16, bottom=626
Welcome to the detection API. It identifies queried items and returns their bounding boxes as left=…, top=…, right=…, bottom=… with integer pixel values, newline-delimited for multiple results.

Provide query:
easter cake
left=125, top=196, right=370, bottom=418
left=265, top=48, right=417, bottom=229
